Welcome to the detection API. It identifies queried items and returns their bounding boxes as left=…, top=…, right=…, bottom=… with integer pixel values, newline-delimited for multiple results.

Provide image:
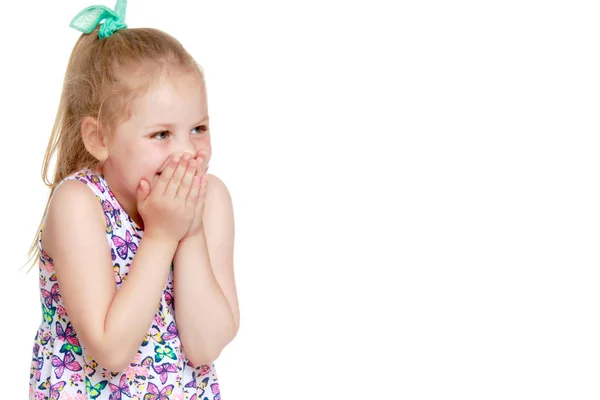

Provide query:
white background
left=2, top=0, right=600, bottom=398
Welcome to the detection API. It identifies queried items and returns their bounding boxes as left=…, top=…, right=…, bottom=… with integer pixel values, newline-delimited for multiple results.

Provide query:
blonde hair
left=25, top=25, right=203, bottom=271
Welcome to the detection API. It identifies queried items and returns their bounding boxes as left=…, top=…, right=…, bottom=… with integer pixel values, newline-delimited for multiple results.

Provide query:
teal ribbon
left=69, top=0, right=128, bottom=39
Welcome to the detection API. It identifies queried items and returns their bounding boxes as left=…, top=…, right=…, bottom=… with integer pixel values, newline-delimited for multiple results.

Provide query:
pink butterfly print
left=41, top=283, right=60, bottom=308
left=112, top=231, right=138, bottom=259
left=144, top=382, right=174, bottom=400
left=114, top=209, right=122, bottom=227
left=32, top=343, right=40, bottom=357
left=162, top=321, right=178, bottom=341
left=190, top=396, right=196, bottom=400
left=108, top=374, right=131, bottom=400
left=51, top=351, right=82, bottom=379
left=86, top=173, right=105, bottom=193
left=164, top=290, right=174, bottom=309
left=103, top=199, right=122, bottom=229
left=153, top=362, right=178, bottom=384
left=103, top=199, right=115, bottom=215
left=40, top=329, right=52, bottom=345
left=148, top=321, right=178, bottom=344
left=35, top=356, right=44, bottom=381
left=185, top=374, right=210, bottom=397
left=85, top=363, right=97, bottom=377
left=199, top=364, right=211, bottom=376
left=211, top=382, right=220, bottom=399
left=56, top=321, right=80, bottom=347
left=148, top=326, right=165, bottom=344
left=49, top=380, right=66, bottom=400
left=104, top=213, right=113, bottom=234
left=140, top=355, right=177, bottom=384
left=49, top=273, right=57, bottom=281
left=40, top=248, right=54, bottom=265
left=140, top=356, right=154, bottom=369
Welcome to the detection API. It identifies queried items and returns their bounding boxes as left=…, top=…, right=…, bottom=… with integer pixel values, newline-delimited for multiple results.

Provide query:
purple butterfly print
left=86, top=173, right=105, bottom=193
left=112, top=231, right=138, bottom=260
left=49, top=380, right=66, bottom=400
left=51, top=351, right=82, bottom=379
left=212, top=382, right=221, bottom=400
left=41, top=283, right=60, bottom=309
left=114, top=209, right=122, bottom=227
left=140, top=357, right=178, bottom=385
left=153, top=362, right=178, bottom=385
left=103, top=199, right=122, bottom=228
left=40, top=248, right=53, bottom=265
left=145, top=382, right=174, bottom=400
left=100, top=198, right=113, bottom=230
left=56, top=321, right=80, bottom=347
left=35, top=356, right=44, bottom=381
left=162, top=321, right=178, bottom=342
left=32, top=343, right=40, bottom=358
left=164, top=290, right=174, bottom=309
left=103, top=199, right=115, bottom=215
left=108, top=374, right=131, bottom=400
left=105, top=214, right=113, bottom=234
left=185, top=373, right=209, bottom=396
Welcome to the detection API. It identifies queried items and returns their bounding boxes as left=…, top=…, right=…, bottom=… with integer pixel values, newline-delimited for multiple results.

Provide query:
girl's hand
left=137, top=153, right=201, bottom=243
left=182, top=151, right=209, bottom=239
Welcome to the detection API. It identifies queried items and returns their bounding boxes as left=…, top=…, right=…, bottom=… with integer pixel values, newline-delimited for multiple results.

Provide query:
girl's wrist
left=142, top=230, right=180, bottom=250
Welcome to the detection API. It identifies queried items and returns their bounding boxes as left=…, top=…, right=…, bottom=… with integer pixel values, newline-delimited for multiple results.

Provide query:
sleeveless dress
left=29, top=168, right=221, bottom=400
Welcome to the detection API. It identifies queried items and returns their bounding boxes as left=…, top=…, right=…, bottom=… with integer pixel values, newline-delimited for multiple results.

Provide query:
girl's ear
left=81, top=116, right=109, bottom=162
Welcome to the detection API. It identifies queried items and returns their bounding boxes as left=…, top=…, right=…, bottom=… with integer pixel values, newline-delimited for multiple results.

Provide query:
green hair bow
left=69, top=0, right=128, bottom=39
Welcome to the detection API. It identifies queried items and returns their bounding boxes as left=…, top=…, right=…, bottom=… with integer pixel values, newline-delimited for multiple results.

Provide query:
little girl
left=28, top=1, right=239, bottom=398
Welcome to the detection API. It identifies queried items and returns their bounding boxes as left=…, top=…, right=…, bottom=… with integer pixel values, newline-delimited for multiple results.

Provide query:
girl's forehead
left=126, top=73, right=207, bottom=124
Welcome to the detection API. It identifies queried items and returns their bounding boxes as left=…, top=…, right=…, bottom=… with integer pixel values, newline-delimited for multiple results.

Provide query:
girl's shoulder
left=46, top=168, right=107, bottom=225
left=41, top=169, right=109, bottom=261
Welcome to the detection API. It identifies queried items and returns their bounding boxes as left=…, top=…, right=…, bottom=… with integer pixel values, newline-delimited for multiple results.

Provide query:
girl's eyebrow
left=144, top=117, right=209, bottom=130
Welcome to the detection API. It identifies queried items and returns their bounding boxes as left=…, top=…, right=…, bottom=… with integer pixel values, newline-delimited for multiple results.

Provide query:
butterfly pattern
left=29, top=168, right=221, bottom=399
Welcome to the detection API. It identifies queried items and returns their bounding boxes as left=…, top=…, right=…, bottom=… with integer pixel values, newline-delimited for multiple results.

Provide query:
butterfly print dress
left=29, top=168, right=222, bottom=400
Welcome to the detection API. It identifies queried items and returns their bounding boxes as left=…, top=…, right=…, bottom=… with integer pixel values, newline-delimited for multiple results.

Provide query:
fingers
left=186, top=153, right=208, bottom=210
left=166, top=153, right=193, bottom=198
left=176, top=157, right=197, bottom=199
left=153, top=154, right=181, bottom=195
left=147, top=151, right=206, bottom=202
left=187, top=175, right=202, bottom=206
left=136, top=179, right=150, bottom=204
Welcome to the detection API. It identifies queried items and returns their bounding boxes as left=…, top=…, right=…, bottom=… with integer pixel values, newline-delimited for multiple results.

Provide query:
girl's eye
left=192, top=125, right=208, bottom=135
left=153, top=131, right=170, bottom=140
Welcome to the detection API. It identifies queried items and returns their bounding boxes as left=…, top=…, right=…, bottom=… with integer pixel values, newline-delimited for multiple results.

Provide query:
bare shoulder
left=43, top=179, right=106, bottom=255
left=205, top=173, right=234, bottom=214
left=203, top=173, right=234, bottom=240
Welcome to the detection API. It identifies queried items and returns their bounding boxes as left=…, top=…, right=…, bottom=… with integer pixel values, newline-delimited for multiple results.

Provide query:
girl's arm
left=44, top=180, right=177, bottom=372
left=173, top=175, right=239, bottom=366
